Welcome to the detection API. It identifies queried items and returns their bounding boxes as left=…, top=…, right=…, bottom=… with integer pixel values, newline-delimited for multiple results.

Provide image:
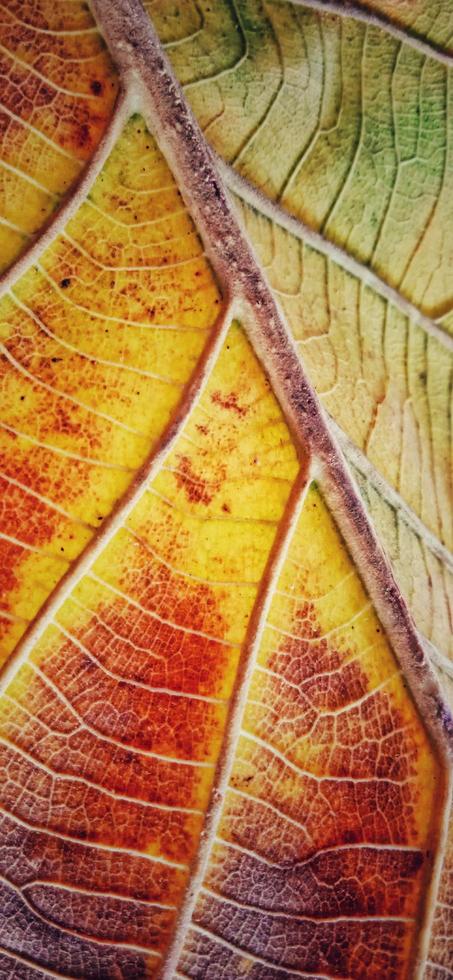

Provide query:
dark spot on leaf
left=77, top=124, right=90, bottom=147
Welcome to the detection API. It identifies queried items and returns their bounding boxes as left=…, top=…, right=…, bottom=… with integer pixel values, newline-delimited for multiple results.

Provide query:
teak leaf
left=0, top=1, right=451, bottom=978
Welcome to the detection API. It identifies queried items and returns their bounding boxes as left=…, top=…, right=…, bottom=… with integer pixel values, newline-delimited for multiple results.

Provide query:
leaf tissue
left=0, top=1, right=451, bottom=977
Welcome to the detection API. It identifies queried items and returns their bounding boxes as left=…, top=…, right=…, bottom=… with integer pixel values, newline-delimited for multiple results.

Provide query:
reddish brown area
left=211, top=389, right=248, bottom=416
left=0, top=740, right=201, bottom=860
left=37, top=636, right=224, bottom=762
left=0, top=3, right=118, bottom=163
left=189, top=593, right=433, bottom=978
left=0, top=540, right=20, bottom=603
left=0, top=475, right=63, bottom=549
left=174, top=454, right=224, bottom=506
left=245, top=599, right=422, bottom=845
left=0, top=811, right=185, bottom=904
left=72, top=592, right=230, bottom=698
left=6, top=679, right=208, bottom=811
left=0, top=508, right=236, bottom=954
left=108, top=530, right=231, bottom=696
left=271, top=598, right=414, bottom=750
left=227, top=760, right=417, bottom=855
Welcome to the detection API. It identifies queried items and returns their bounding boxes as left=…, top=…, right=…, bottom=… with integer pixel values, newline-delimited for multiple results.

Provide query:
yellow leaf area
left=182, top=486, right=442, bottom=980
left=153, top=0, right=453, bottom=321
left=0, top=114, right=221, bottom=665
left=0, top=323, right=299, bottom=976
left=0, top=0, right=118, bottom=272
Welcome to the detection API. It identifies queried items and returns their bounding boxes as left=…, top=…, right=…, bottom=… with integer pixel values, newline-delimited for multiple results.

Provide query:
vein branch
left=330, top=418, right=453, bottom=572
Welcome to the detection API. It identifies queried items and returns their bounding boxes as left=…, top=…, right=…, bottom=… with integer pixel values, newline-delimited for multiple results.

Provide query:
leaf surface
left=0, top=0, right=451, bottom=978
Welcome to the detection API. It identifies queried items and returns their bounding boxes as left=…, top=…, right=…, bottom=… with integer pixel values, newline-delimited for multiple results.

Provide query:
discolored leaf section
left=0, top=114, right=222, bottom=664
left=0, top=324, right=300, bottom=977
left=181, top=485, right=442, bottom=979
left=0, top=0, right=119, bottom=272
left=153, top=0, right=453, bottom=322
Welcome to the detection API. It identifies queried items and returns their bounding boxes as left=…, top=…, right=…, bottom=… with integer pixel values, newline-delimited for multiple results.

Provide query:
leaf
left=0, top=0, right=451, bottom=978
